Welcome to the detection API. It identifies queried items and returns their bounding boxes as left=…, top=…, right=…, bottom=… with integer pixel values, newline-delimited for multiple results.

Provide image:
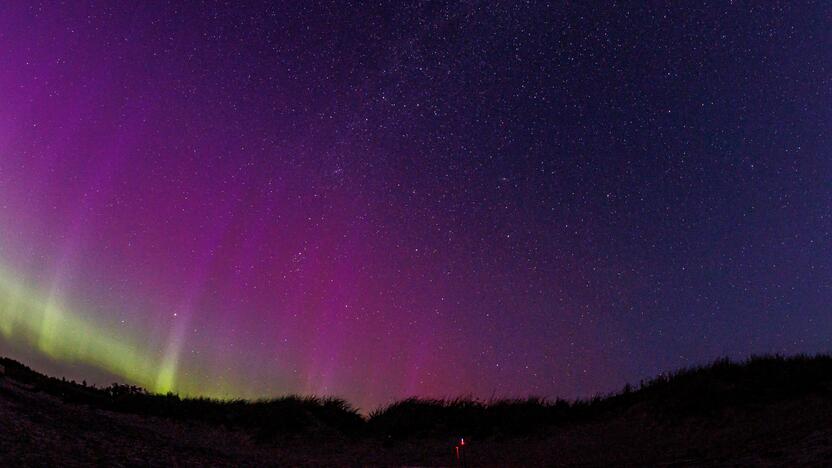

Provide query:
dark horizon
left=0, top=1, right=830, bottom=411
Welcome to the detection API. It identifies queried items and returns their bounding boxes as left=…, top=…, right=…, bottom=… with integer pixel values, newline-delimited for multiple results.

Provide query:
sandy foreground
left=1, top=375, right=831, bottom=467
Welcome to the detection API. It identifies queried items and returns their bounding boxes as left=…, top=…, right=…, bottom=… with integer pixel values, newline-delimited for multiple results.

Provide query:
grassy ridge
left=3, top=354, right=832, bottom=441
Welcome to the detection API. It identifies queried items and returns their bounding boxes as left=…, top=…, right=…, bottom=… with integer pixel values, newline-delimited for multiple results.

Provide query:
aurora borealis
left=0, top=2, right=831, bottom=411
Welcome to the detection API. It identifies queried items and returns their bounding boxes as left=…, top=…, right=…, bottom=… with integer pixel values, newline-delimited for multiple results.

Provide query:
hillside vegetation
left=2, top=354, right=832, bottom=465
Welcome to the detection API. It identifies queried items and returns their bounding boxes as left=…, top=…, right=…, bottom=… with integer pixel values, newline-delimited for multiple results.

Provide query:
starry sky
left=0, top=1, right=830, bottom=410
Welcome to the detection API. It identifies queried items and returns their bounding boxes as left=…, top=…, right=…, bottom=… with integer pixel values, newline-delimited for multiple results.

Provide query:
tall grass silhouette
left=3, top=353, right=831, bottom=440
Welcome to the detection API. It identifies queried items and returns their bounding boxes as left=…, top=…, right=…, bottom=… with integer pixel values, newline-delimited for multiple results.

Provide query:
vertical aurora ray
left=0, top=263, right=193, bottom=395
left=0, top=1, right=829, bottom=413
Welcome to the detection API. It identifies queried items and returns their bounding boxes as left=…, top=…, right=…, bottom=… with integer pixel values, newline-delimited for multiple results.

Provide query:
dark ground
left=1, top=355, right=832, bottom=466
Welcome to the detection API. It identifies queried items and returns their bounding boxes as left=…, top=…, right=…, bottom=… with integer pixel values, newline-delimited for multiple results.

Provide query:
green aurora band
left=0, top=263, right=233, bottom=397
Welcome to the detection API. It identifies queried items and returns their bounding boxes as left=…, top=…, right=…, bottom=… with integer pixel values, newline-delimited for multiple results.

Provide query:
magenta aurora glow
left=0, top=2, right=830, bottom=411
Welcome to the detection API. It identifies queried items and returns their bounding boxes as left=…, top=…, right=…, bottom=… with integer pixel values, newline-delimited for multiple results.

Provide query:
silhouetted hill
left=2, top=354, right=832, bottom=465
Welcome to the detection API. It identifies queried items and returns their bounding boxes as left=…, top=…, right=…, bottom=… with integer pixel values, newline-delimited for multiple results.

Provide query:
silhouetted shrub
left=3, top=353, right=832, bottom=441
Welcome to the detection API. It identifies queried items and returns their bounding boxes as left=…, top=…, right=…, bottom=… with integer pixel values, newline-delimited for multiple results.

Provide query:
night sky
left=0, top=2, right=830, bottom=411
